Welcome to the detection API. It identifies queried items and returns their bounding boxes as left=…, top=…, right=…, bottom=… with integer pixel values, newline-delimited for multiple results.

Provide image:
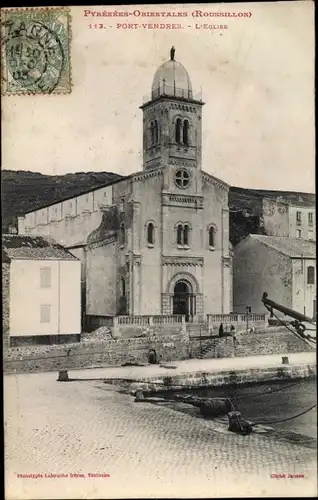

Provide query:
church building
left=18, top=48, right=233, bottom=323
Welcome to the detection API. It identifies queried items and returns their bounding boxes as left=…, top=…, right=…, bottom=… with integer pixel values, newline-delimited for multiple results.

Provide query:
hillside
left=1, top=170, right=123, bottom=232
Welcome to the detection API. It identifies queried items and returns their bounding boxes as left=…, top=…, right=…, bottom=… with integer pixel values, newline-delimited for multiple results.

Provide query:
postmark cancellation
left=1, top=7, right=71, bottom=95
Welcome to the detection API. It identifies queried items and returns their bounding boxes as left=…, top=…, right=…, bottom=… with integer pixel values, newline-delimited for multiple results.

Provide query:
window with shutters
left=307, top=266, right=315, bottom=285
left=40, top=267, right=51, bottom=288
left=40, top=305, right=51, bottom=323
left=308, top=212, right=313, bottom=225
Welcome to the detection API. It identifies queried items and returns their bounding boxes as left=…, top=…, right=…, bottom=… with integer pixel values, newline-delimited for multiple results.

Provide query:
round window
left=175, top=169, right=191, bottom=189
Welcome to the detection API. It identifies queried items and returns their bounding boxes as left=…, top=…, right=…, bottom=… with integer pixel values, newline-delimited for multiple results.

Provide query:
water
left=156, top=379, right=317, bottom=439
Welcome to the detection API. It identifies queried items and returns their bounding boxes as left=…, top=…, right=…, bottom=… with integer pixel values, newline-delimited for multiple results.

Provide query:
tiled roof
left=2, top=234, right=79, bottom=261
left=250, top=235, right=316, bottom=258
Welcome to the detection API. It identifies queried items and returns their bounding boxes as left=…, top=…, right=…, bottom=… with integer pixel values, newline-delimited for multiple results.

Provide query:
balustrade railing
left=152, top=315, right=183, bottom=324
left=115, top=315, right=185, bottom=326
left=207, top=313, right=266, bottom=324
left=143, top=86, right=202, bottom=103
left=114, top=313, right=266, bottom=331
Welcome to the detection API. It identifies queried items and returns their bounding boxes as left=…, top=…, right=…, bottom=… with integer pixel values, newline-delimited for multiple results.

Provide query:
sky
left=2, top=1, right=315, bottom=192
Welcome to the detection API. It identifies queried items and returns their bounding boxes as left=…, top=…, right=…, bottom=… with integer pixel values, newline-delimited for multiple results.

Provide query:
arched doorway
left=173, top=280, right=195, bottom=320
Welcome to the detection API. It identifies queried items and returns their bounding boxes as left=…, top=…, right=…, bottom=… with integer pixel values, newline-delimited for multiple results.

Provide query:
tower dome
left=151, top=47, right=193, bottom=100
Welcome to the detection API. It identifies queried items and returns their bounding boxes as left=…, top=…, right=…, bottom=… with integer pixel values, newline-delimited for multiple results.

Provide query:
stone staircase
left=196, top=340, right=216, bottom=359
left=187, top=322, right=210, bottom=339
left=196, top=336, right=235, bottom=359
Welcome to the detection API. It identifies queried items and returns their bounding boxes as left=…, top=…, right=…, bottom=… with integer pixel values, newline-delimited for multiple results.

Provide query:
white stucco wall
left=289, top=206, right=316, bottom=240
left=292, top=258, right=316, bottom=318
left=9, top=259, right=81, bottom=336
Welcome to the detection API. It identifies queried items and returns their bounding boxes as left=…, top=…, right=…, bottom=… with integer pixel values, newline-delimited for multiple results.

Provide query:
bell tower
left=140, top=47, right=204, bottom=193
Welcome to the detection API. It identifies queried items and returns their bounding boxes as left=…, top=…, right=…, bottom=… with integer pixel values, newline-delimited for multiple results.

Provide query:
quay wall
left=3, top=329, right=315, bottom=374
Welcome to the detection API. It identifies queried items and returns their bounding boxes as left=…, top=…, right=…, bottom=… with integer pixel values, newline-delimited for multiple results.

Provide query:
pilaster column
left=133, top=255, right=141, bottom=315
left=133, top=202, right=141, bottom=254
left=222, top=207, right=230, bottom=257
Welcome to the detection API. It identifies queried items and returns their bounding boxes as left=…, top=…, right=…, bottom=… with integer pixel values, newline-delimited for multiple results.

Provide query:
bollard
left=57, top=370, right=69, bottom=382
left=134, top=390, right=145, bottom=402
left=282, top=356, right=289, bottom=365
left=228, top=410, right=242, bottom=431
left=228, top=410, right=252, bottom=435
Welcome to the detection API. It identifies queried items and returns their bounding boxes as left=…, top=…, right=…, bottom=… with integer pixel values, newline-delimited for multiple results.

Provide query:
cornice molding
left=169, top=103, right=198, bottom=113
left=86, top=235, right=117, bottom=250
left=162, top=193, right=204, bottom=209
left=134, top=167, right=164, bottom=181
left=163, top=256, right=204, bottom=267
left=169, top=159, right=197, bottom=168
left=202, top=171, right=229, bottom=192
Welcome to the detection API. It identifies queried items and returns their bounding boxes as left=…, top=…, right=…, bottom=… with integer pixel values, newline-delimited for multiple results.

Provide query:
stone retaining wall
left=190, top=330, right=314, bottom=359
left=3, top=334, right=191, bottom=374
left=128, top=363, right=317, bottom=395
left=3, top=330, right=315, bottom=374
left=115, top=324, right=184, bottom=339
left=234, top=330, right=314, bottom=357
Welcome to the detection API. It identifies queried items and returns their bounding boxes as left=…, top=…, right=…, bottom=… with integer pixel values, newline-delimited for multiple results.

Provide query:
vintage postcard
left=2, top=2, right=316, bottom=499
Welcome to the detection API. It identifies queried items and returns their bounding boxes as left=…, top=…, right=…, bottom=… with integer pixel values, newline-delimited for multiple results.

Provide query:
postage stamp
left=1, top=7, right=71, bottom=95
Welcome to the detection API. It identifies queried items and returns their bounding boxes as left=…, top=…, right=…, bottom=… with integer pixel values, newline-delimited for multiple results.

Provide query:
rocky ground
left=4, top=369, right=317, bottom=499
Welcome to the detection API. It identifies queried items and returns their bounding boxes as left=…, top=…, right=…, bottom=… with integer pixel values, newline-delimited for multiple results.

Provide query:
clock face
left=174, top=169, right=191, bottom=189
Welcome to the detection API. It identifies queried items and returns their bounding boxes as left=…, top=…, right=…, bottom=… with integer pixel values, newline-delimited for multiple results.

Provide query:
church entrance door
left=173, top=281, right=195, bottom=321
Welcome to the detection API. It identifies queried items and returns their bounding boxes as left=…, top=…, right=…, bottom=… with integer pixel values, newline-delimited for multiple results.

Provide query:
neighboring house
left=233, top=235, right=316, bottom=318
left=17, top=48, right=233, bottom=325
left=229, top=187, right=315, bottom=246
left=2, top=234, right=81, bottom=347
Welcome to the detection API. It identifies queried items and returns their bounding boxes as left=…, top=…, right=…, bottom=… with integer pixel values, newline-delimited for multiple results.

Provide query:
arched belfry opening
left=173, top=280, right=196, bottom=320
left=141, top=47, right=203, bottom=171
left=175, top=118, right=182, bottom=144
left=183, top=119, right=189, bottom=146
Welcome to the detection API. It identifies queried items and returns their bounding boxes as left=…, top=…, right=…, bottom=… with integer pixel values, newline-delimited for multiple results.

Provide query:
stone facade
left=233, top=235, right=316, bottom=317
left=229, top=187, right=315, bottom=246
left=3, top=330, right=314, bottom=374
left=3, top=334, right=191, bottom=373
left=18, top=53, right=232, bottom=321
left=130, top=363, right=316, bottom=394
